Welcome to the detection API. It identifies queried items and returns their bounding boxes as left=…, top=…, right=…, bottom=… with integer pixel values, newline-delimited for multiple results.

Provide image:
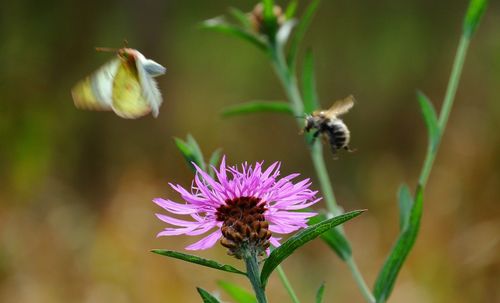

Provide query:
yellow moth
left=71, top=48, right=166, bottom=119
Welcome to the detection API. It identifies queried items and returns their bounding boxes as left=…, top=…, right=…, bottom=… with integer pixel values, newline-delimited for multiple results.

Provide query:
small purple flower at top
left=153, top=156, right=320, bottom=258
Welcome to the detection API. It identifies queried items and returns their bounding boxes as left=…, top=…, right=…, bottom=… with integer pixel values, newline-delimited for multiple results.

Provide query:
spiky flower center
left=216, top=196, right=272, bottom=258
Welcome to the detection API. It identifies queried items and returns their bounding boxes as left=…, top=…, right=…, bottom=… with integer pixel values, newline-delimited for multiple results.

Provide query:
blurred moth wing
left=133, top=52, right=164, bottom=117
left=110, top=57, right=152, bottom=118
left=323, top=95, right=355, bottom=117
left=71, top=59, right=120, bottom=111
left=142, top=59, right=166, bottom=77
left=71, top=48, right=166, bottom=119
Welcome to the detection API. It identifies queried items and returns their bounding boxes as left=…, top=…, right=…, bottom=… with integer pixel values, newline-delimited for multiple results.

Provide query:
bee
left=303, top=95, right=355, bottom=155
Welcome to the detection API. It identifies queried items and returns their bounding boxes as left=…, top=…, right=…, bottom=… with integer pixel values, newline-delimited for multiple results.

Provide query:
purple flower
left=153, top=157, right=319, bottom=256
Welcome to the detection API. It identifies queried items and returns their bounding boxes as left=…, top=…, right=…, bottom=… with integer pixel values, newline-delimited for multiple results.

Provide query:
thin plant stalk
left=346, top=257, right=376, bottom=303
left=244, top=250, right=268, bottom=303
left=373, top=26, right=476, bottom=303
left=269, top=42, right=375, bottom=303
left=419, top=36, right=470, bottom=188
left=277, top=265, right=301, bottom=303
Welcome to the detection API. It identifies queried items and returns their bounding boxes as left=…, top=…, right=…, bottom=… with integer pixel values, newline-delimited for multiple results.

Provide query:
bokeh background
left=1, top=0, right=499, bottom=302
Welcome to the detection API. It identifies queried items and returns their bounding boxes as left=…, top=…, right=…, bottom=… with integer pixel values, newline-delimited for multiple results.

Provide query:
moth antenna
left=95, top=47, right=119, bottom=53
left=294, top=115, right=306, bottom=120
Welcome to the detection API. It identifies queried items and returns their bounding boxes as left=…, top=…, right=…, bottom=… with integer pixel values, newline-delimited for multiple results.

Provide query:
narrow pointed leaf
left=417, top=91, right=440, bottom=151
left=217, top=281, right=257, bottom=303
left=261, top=0, right=279, bottom=40
left=309, top=213, right=352, bottom=261
left=201, top=18, right=268, bottom=51
left=174, top=137, right=198, bottom=172
left=151, top=250, right=246, bottom=275
left=209, top=148, right=222, bottom=167
left=397, top=184, right=413, bottom=231
left=287, top=0, right=321, bottom=70
left=197, top=287, right=221, bottom=303
left=187, top=134, right=206, bottom=171
left=229, top=7, right=253, bottom=30
left=221, top=101, right=293, bottom=117
left=373, top=186, right=424, bottom=302
left=208, top=149, right=222, bottom=178
left=263, top=0, right=275, bottom=20
left=463, top=0, right=488, bottom=38
left=315, top=282, right=325, bottom=303
left=302, top=50, right=320, bottom=114
left=261, top=210, right=364, bottom=287
left=277, top=20, right=297, bottom=47
left=285, top=0, right=299, bottom=19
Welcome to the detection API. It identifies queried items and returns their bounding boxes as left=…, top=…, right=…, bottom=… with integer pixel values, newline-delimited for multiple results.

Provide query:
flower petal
left=185, top=229, right=222, bottom=250
left=153, top=198, right=197, bottom=214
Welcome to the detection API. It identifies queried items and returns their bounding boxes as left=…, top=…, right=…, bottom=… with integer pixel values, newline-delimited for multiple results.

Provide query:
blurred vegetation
left=0, top=0, right=499, bottom=302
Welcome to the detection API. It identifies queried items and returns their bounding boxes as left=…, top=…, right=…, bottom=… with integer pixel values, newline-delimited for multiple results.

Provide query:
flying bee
left=303, top=95, right=355, bottom=155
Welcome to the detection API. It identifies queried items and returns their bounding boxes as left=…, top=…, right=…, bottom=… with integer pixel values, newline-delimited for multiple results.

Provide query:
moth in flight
left=71, top=48, right=166, bottom=119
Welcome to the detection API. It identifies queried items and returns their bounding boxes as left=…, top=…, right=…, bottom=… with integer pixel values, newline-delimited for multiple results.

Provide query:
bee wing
left=111, top=57, right=152, bottom=119
left=325, top=95, right=355, bottom=117
left=71, top=59, right=120, bottom=111
left=135, top=52, right=165, bottom=117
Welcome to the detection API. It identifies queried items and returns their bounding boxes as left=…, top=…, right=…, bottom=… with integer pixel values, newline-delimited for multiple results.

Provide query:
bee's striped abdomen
left=326, top=120, right=350, bottom=152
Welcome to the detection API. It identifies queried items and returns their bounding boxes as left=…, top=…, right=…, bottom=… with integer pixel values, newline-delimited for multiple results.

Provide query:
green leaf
left=174, top=135, right=206, bottom=172
left=229, top=7, right=252, bottom=30
left=397, top=184, right=413, bottom=231
left=201, top=18, right=268, bottom=51
left=208, top=148, right=222, bottom=179
left=263, top=0, right=275, bottom=21
left=285, top=0, right=299, bottom=19
left=217, top=281, right=257, bottom=303
left=260, top=0, right=279, bottom=41
left=261, top=210, right=364, bottom=287
left=221, top=101, right=293, bottom=117
left=315, top=282, right=325, bottom=303
left=309, top=214, right=352, bottom=261
left=417, top=91, right=440, bottom=152
left=174, top=137, right=198, bottom=172
left=209, top=149, right=222, bottom=167
left=287, top=0, right=321, bottom=70
left=277, top=20, right=297, bottom=47
left=373, top=186, right=424, bottom=303
left=187, top=134, right=206, bottom=171
left=197, top=287, right=221, bottom=303
left=463, top=0, right=488, bottom=38
left=302, top=50, right=320, bottom=114
left=151, top=250, right=246, bottom=275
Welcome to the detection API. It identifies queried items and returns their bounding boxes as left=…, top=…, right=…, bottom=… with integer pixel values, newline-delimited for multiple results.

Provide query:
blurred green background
left=1, top=0, right=499, bottom=302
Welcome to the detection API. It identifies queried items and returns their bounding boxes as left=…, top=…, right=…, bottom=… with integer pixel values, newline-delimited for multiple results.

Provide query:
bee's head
left=304, top=114, right=315, bottom=132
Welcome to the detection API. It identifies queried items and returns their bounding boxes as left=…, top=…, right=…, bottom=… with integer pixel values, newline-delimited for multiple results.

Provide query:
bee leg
left=345, top=146, right=357, bottom=153
left=299, top=126, right=313, bottom=136
left=329, top=144, right=339, bottom=157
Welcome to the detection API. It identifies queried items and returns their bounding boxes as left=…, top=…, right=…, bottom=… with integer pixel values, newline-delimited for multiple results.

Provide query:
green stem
left=270, top=43, right=374, bottom=303
left=310, top=142, right=338, bottom=212
left=419, top=36, right=471, bottom=187
left=270, top=45, right=304, bottom=116
left=346, top=257, right=376, bottom=303
left=277, top=265, right=301, bottom=303
left=244, top=250, right=268, bottom=303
